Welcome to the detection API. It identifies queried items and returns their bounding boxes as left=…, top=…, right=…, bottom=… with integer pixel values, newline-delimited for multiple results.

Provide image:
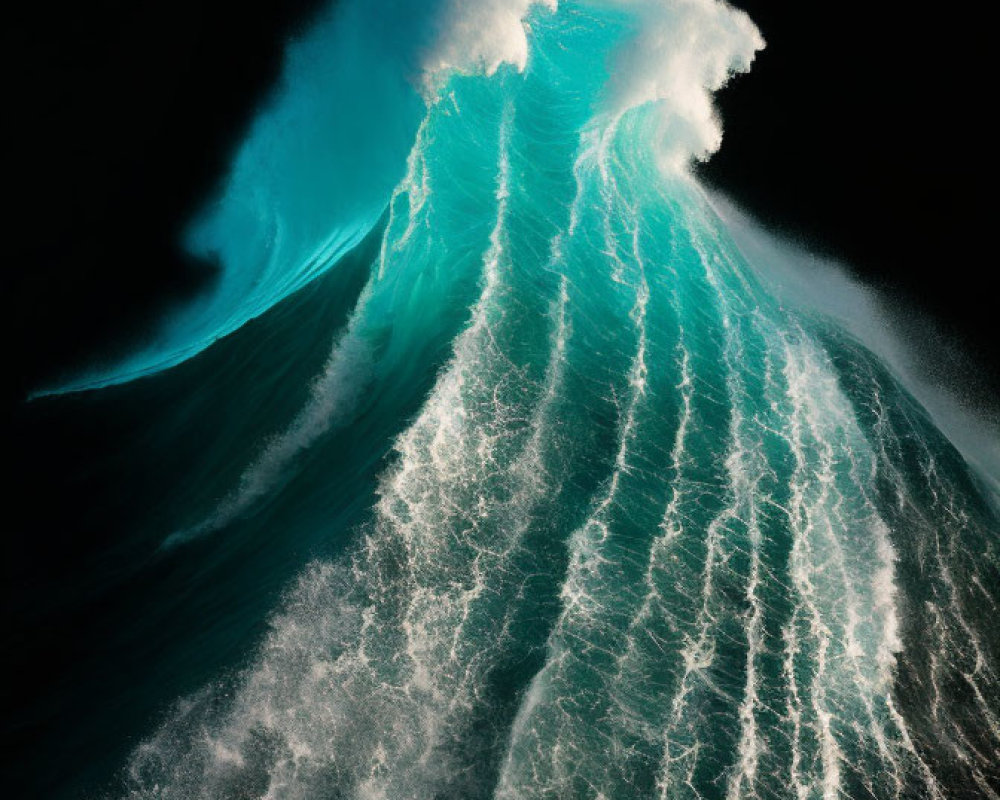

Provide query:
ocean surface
left=10, top=1, right=1000, bottom=798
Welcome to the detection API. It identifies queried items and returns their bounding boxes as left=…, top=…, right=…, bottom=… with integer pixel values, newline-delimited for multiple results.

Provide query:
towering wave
left=100, top=1, right=999, bottom=798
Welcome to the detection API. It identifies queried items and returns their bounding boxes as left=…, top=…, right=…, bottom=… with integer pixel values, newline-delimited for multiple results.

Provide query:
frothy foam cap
left=418, top=0, right=763, bottom=170
left=418, top=0, right=558, bottom=95
left=603, top=0, right=764, bottom=169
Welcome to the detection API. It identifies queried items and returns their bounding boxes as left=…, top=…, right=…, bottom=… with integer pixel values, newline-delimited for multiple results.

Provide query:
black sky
left=701, top=1, right=997, bottom=404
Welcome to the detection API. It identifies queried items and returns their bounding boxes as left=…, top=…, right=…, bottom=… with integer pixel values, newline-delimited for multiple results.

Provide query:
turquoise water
left=26, top=1, right=1000, bottom=797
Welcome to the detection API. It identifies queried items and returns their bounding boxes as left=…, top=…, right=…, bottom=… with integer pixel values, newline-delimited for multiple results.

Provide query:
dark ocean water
left=7, top=2, right=1000, bottom=798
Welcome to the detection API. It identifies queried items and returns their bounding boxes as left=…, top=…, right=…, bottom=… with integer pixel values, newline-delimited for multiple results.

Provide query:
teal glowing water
left=43, top=2, right=1000, bottom=797
left=35, top=2, right=424, bottom=395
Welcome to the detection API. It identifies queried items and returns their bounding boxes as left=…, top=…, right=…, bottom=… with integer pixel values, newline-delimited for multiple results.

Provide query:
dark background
left=6, top=0, right=997, bottom=407
left=700, top=1, right=998, bottom=409
left=5, top=0, right=330, bottom=408
left=3, top=1, right=997, bottom=795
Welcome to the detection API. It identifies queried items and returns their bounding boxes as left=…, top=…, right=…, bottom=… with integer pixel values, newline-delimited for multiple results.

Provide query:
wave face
left=97, top=1, right=1000, bottom=798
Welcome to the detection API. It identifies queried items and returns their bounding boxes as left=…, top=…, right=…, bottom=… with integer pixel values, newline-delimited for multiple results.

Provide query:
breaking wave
left=52, top=2, right=998, bottom=798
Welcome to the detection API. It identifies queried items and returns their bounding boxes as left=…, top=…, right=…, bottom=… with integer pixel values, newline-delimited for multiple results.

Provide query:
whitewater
left=36, top=1, right=998, bottom=798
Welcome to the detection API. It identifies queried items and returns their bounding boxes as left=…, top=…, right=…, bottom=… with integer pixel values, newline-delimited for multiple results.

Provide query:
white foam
left=495, top=137, right=653, bottom=799
left=657, top=221, right=760, bottom=796
left=727, top=456, right=764, bottom=800
left=162, top=317, right=374, bottom=548
left=780, top=337, right=844, bottom=800
left=419, top=0, right=557, bottom=96
left=602, top=0, right=764, bottom=170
